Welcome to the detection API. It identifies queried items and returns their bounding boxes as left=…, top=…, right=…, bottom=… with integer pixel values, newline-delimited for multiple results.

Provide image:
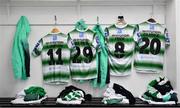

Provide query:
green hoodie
left=12, top=16, right=31, bottom=80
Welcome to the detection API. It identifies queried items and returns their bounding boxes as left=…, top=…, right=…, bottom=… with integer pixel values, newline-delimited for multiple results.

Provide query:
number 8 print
left=114, top=42, right=125, bottom=58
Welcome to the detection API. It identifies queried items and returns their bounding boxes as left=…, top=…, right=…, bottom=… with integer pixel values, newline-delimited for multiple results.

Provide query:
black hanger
left=147, top=18, right=156, bottom=23
left=118, top=16, right=124, bottom=20
left=116, top=16, right=126, bottom=25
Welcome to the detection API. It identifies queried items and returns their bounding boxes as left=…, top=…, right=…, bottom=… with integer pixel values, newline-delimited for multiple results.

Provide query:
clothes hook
left=97, top=16, right=99, bottom=24
left=54, top=15, right=57, bottom=25
left=151, top=0, right=155, bottom=18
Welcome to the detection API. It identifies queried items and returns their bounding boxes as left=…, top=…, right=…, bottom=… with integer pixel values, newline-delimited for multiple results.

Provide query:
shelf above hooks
left=0, top=23, right=165, bottom=27
left=0, top=0, right=167, bottom=7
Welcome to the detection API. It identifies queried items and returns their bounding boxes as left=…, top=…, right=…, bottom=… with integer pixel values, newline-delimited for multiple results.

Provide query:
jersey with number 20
left=134, top=21, right=170, bottom=73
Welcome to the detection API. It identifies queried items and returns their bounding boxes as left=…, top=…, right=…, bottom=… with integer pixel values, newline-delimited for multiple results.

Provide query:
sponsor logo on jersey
left=149, top=24, right=155, bottom=30
left=52, top=34, right=57, bottom=41
left=46, top=41, right=64, bottom=45
left=117, top=28, right=123, bottom=34
left=79, top=32, right=84, bottom=38
left=112, top=34, right=130, bottom=38
left=141, top=30, right=161, bottom=34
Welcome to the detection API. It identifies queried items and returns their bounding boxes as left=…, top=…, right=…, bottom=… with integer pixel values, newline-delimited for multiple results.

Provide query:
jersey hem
left=44, top=81, right=69, bottom=85
left=110, top=72, right=131, bottom=76
left=71, top=76, right=97, bottom=80
left=136, top=70, right=162, bottom=74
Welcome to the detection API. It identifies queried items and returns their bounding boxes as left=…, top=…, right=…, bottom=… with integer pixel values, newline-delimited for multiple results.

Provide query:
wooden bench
left=0, top=97, right=179, bottom=107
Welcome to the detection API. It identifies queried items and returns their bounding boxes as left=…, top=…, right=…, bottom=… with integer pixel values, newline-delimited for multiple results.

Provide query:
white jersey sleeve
left=32, top=38, right=43, bottom=57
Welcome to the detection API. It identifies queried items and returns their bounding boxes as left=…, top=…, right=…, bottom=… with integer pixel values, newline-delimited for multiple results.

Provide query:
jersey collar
left=114, top=23, right=128, bottom=29
left=76, top=27, right=89, bottom=32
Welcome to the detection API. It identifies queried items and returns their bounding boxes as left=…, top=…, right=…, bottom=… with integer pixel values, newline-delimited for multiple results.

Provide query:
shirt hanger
left=116, top=16, right=127, bottom=26
left=147, top=17, right=156, bottom=23
left=147, top=14, right=156, bottom=23
left=97, top=16, right=99, bottom=25
left=51, top=15, right=60, bottom=33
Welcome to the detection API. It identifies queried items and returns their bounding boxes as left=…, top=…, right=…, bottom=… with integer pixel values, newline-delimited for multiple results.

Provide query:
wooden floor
left=0, top=97, right=179, bottom=107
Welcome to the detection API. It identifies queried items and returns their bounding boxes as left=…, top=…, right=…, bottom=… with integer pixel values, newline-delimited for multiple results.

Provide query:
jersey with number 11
left=32, top=33, right=70, bottom=84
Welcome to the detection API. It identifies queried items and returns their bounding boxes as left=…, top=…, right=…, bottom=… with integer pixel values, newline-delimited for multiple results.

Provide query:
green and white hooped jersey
left=68, top=28, right=98, bottom=80
left=134, top=21, right=170, bottom=73
left=32, top=33, right=70, bottom=84
left=105, top=24, right=136, bottom=76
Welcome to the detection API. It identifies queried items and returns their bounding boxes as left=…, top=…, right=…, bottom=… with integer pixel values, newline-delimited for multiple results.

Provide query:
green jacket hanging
left=91, top=24, right=109, bottom=88
left=12, top=16, right=31, bottom=80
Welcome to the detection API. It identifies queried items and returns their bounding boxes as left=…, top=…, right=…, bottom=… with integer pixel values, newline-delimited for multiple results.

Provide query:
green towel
left=12, top=16, right=31, bottom=80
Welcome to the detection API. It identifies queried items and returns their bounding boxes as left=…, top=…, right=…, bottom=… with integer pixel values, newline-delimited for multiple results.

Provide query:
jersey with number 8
left=105, top=24, right=136, bottom=76
left=32, top=33, right=70, bottom=84
left=134, top=21, right=170, bottom=73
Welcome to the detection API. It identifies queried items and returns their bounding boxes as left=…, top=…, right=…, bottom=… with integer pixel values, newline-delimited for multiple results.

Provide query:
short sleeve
left=164, top=28, right=170, bottom=47
left=104, top=27, right=109, bottom=38
left=104, top=27, right=109, bottom=45
left=92, top=33, right=100, bottom=50
left=67, top=33, right=77, bottom=55
left=133, top=24, right=142, bottom=43
left=32, top=38, right=43, bottom=57
left=67, top=33, right=76, bottom=49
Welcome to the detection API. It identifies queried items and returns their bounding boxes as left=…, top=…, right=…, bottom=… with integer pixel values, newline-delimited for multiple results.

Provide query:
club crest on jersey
left=149, top=24, right=155, bottom=30
left=52, top=35, right=57, bottom=41
left=79, top=32, right=84, bottom=38
left=117, top=28, right=122, bottom=34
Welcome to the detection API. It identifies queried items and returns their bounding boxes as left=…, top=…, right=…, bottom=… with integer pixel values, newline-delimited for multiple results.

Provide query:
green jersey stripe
left=134, top=62, right=163, bottom=70
left=43, top=44, right=69, bottom=50
left=140, top=33, right=165, bottom=40
left=44, top=72, right=70, bottom=81
left=42, top=58, right=69, bottom=65
left=71, top=69, right=97, bottom=78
